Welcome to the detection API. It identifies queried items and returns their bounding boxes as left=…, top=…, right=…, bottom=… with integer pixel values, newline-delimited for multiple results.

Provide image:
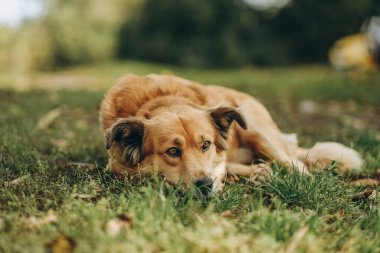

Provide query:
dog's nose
left=194, top=177, right=214, bottom=198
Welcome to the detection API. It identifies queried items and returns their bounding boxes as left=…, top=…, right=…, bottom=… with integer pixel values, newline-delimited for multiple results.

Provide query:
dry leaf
left=337, top=209, right=345, bottom=219
left=220, top=210, right=234, bottom=218
left=36, top=106, right=66, bottom=130
left=105, top=213, right=133, bottom=236
left=342, top=115, right=366, bottom=130
left=284, top=226, right=309, bottom=253
left=50, top=138, right=70, bottom=150
left=47, top=234, right=75, bottom=253
left=193, top=213, right=204, bottom=224
left=369, top=190, right=378, bottom=200
left=4, top=175, right=30, bottom=187
left=65, top=162, right=96, bottom=171
left=351, top=189, right=374, bottom=202
left=298, top=100, right=319, bottom=114
left=350, top=178, right=379, bottom=186
left=27, top=210, right=57, bottom=229
left=94, top=185, right=103, bottom=194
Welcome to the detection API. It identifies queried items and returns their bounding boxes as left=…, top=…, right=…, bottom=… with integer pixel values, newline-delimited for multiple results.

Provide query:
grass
left=0, top=61, right=379, bottom=253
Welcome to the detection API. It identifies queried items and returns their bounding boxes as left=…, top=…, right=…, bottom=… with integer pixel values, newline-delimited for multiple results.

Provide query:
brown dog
left=99, top=74, right=363, bottom=194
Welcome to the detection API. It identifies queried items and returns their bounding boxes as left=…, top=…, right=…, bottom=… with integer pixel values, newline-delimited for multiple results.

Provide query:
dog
left=99, top=74, right=363, bottom=195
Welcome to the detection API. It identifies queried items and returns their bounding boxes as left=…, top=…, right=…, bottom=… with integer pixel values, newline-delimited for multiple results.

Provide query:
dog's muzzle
left=194, top=177, right=214, bottom=199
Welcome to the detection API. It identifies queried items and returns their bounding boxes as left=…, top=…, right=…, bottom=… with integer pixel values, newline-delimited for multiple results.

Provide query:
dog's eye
left=202, top=141, right=211, bottom=152
left=166, top=147, right=181, bottom=158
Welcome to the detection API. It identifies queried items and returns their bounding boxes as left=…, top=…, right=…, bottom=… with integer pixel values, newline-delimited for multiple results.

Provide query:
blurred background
left=0, top=0, right=379, bottom=76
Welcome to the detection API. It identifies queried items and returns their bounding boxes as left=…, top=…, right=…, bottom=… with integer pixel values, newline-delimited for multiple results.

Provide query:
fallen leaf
left=342, top=115, right=366, bottom=130
left=337, top=209, right=345, bottom=219
left=298, top=100, right=319, bottom=114
left=36, top=106, right=67, bottom=130
left=220, top=210, right=234, bottom=218
left=284, top=226, right=309, bottom=253
left=193, top=213, right=204, bottom=224
left=27, top=210, right=57, bottom=229
left=105, top=213, right=133, bottom=236
left=4, top=175, right=30, bottom=187
left=65, top=162, right=96, bottom=171
left=94, top=185, right=103, bottom=194
left=351, top=189, right=374, bottom=202
left=47, top=234, right=75, bottom=253
left=350, top=178, right=379, bottom=186
left=50, top=138, right=70, bottom=150
left=369, top=190, right=378, bottom=200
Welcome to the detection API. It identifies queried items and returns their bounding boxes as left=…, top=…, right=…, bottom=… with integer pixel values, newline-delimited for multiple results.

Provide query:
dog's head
left=105, top=105, right=246, bottom=195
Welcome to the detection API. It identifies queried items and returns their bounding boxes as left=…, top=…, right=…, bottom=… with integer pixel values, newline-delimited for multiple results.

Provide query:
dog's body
left=100, top=74, right=363, bottom=192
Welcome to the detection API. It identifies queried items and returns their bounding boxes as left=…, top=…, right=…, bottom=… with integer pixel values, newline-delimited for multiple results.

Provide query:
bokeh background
left=0, top=0, right=379, bottom=74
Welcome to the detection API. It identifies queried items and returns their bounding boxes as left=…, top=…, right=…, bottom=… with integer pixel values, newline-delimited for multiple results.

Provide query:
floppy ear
left=209, top=106, right=247, bottom=150
left=105, top=118, right=145, bottom=167
left=209, top=106, right=247, bottom=137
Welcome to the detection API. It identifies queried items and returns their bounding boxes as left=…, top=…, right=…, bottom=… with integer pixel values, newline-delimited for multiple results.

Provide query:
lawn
left=0, top=61, right=379, bottom=253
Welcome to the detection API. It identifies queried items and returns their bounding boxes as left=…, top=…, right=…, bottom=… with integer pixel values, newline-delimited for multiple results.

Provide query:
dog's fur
left=99, top=74, right=363, bottom=191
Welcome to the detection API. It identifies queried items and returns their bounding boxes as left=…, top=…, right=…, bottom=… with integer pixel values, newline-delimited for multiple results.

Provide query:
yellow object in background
left=329, top=34, right=377, bottom=71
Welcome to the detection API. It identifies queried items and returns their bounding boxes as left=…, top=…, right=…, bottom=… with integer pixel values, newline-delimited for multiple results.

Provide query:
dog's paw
left=248, top=163, right=273, bottom=185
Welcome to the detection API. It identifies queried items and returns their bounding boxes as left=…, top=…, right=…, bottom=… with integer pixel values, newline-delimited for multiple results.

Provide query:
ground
left=0, top=61, right=379, bottom=253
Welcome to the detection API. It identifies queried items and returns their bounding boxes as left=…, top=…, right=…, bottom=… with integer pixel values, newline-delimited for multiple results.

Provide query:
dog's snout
left=194, top=177, right=214, bottom=198
left=194, top=177, right=214, bottom=189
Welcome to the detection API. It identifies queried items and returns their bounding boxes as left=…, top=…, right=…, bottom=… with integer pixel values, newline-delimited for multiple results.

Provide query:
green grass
left=0, top=61, right=379, bottom=253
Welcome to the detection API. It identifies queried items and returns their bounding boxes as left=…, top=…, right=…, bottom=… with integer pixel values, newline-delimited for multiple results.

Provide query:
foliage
left=273, top=0, right=380, bottom=62
left=42, top=0, right=143, bottom=66
left=10, top=22, right=55, bottom=72
left=118, top=0, right=380, bottom=67
left=2, top=0, right=379, bottom=70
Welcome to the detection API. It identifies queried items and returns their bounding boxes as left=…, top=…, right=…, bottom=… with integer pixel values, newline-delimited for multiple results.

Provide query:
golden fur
left=99, top=74, right=363, bottom=192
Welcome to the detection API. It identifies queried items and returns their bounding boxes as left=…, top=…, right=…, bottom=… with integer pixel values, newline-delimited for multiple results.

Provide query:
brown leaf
left=50, top=139, right=70, bottom=150
left=351, top=189, right=374, bottom=202
left=3, top=175, right=30, bottom=187
left=26, top=210, right=57, bottom=229
left=47, top=234, right=76, bottom=253
left=337, top=209, right=345, bottom=219
left=94, top=185, right=103, bottom=194
left=284, top=226, right=309, bottom=253
left=350, top=178, right=379, bottom=186
left=36, top=106, right=67, bottom=130
left=220, top=210, right=234, bottom=218
left=369, top=190, right=378, bottom=200
left=298, top=100, right=319, bottom=114
left=105, top=213, right=133, bottom=236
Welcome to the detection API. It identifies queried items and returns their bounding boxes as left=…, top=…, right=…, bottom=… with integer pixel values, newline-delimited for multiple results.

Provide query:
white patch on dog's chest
left=212, top=161, right=226, bottom=192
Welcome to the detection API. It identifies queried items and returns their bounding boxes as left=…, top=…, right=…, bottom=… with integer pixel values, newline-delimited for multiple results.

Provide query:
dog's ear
left=105, top=118, right=145, bottom=167
left=209, top=106, right=247, bottom=137
left=208, top=106, right=247, bottom=150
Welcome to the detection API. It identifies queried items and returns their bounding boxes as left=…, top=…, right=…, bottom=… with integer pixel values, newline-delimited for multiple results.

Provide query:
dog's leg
left=236, top=100, right=308, bottom=173
left=296, top=142, right=363, bottom=173
left=226, top=162, right=273, bottom=184
left=238, top=123, right=308, bottom=173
